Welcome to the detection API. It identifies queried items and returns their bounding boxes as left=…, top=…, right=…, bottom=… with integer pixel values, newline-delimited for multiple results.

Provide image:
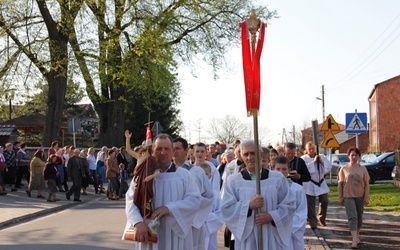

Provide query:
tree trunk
left=43, top=71, right=67, bottom=146
left=94, top=100, right=125, bottom=147
left=38, top=0, right=69, bottom=146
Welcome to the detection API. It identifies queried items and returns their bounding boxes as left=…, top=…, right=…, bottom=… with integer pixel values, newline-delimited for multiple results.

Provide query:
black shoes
left=37, top=195, right=45, bottom=198
left=26, top=190, right=31, bottom=197
left=66, top=193, right=71, bottom=200
left=73, top=199, right=82, bottom=202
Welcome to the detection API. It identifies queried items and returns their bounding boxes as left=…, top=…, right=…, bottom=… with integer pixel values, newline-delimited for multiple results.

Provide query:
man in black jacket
left=284, top=142, right=311, bottom=185
left=117, top=146, right=129, bottom=170
left=66, top=149, right=88, bottom=202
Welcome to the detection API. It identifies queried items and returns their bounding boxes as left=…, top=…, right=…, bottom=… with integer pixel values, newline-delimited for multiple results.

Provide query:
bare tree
left=207, top=115, right=249, bottom=144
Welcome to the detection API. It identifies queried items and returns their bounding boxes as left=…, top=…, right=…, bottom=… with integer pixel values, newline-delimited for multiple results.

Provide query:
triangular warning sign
left=320, top=114, right=341, bottom=131
left=321, top=131, right=340, bottom=148
left=346, top=113, right=367, bottom=131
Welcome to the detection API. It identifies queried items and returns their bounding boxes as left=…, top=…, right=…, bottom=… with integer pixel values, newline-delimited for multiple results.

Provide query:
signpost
left=320, top=114, right=341, bottom=183
left=346, top=110, right=368, bottom=148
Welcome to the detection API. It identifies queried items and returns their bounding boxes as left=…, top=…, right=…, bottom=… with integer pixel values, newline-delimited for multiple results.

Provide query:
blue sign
left=345, top=113, right=367, bottom=134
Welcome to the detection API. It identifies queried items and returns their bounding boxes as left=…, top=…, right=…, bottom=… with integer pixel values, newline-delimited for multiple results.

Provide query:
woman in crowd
left=26, top=149, right=46, bottom=198
left=62, top=146, right=71, bottom=192
left=87, top=147, right=98, bottom=194
left=269, top=148, right=279, bottom=170
left=97, top=146, right=108, bottom=193
left=79, top=149, right=89, bottom=195
left=4, top=143, right=17, bottom=191
left=43, top=154, right=60, bottom=202
left=106, top=149, right=119, bottom=200
left=0, top=146, right=7, bottom=195
left=338, top=147, right=370, bottom=249
left=55, top=149, right=65, bottom=192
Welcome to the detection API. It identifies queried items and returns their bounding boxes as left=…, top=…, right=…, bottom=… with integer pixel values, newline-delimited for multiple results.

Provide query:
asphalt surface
left=0, top=181, right=329, bottom=249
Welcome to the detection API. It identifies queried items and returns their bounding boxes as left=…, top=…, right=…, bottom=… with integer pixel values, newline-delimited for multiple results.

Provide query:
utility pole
left=292, top=125, right=296, bottom=144
left=322, top=85, right=325, bottom=122
left=316, top=85, right=326, bottom=122
left=316, top=85, right=326, bottom=153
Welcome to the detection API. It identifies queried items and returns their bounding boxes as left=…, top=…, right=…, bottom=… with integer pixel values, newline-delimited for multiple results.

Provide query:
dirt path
left=317, top=204, right=400, bottom=249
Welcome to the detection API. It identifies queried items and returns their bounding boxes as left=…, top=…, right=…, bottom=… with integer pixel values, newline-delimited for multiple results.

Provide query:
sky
left=176, top=0, right=400, bottom=145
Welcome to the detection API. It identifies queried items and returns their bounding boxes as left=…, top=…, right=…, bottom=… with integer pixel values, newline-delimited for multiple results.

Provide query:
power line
left=327, top=10, right=400, bottom=91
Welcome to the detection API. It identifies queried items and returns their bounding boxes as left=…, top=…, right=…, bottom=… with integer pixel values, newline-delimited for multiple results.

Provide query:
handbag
left=0, top=161, right=6, bottom=171
left=124, top=219, right=159, bottom=243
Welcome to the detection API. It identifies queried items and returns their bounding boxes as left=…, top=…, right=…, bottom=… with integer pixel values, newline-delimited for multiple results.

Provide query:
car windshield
left=337, top=154, right=349, bottom=163
left=371, top=153, right=392, bottom=163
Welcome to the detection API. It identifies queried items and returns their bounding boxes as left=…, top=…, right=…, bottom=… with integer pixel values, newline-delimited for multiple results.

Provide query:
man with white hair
left=221, top=140, right=296, bottom=249
left=66, top=148, right=87, bottom=202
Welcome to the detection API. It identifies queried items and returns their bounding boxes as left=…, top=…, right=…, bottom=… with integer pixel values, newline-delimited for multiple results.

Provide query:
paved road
left=0, top=181, right=329, bottom=249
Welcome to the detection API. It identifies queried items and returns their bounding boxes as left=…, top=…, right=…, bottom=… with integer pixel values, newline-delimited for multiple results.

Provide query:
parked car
left=361, top=153, right=381, bottom=164
left=329, top=153, right=349, bottom=175
left=361, top=152, right=395, bottom=184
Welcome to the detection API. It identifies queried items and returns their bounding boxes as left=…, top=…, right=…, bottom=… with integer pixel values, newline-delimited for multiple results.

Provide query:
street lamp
left=5, top=89, right=15, bottom=126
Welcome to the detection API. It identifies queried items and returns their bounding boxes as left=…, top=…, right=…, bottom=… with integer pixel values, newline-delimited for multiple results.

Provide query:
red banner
left=241, top=21, right=266, bottom=116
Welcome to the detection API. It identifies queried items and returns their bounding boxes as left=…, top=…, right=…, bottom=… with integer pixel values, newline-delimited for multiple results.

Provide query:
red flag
left=145, top=125, right=152, bottom=146
left=241, top=20, right=266, bottom=116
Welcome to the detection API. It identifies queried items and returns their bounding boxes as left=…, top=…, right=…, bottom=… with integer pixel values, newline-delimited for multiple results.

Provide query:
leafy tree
left=0, top=0, right=275, bottom=147
left=69, top=0, right=274, bottom=146
left=0, top=0, right=84, bottom=146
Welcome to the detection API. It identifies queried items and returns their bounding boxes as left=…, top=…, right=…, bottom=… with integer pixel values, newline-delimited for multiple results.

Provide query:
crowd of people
left=0, top=141, right=130, bottom=202
left=0, top=134, right=370, bottom=249
left=121, top=131, right=370, bottom=250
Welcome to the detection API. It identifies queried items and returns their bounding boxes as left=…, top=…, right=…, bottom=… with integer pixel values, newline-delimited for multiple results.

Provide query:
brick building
left=368, top=76, right=400, bottom=152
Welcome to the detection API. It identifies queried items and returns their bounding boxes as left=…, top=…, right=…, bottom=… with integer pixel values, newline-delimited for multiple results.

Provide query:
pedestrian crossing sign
left=345, top=113, right=367, bottom=134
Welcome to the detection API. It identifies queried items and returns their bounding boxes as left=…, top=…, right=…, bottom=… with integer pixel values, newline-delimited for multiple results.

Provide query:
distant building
left=368, top=76, right=400, bottom=152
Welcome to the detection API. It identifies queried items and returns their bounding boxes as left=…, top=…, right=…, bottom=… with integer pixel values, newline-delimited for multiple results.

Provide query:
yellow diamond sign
left=321, top=131, right=340, bottom=148
left=320, top=114, right=341, bottom=131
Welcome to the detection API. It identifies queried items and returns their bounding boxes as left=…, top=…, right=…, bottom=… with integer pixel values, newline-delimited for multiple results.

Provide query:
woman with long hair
left=106, top=149, right=119, bottom=200
left=26, top=149, right=46, bottom=198
left=43, top=154, right=60, bottom=202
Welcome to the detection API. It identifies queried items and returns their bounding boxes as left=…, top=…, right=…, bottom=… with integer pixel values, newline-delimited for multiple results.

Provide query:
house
left=368, top=76, right=400, bottom=152
left=0, top=125, right=19, bottom=146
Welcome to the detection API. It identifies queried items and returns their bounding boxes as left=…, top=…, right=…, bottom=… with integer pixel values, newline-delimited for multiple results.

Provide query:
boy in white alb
left=274, top=156, right=307, bottom=250
left=200, top=163, right=223, bottom=250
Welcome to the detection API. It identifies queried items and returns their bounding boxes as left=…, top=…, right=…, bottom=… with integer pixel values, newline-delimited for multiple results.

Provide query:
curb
left=312, top=228, right=332, bottom=250
left=0, top=194, right=106, bottom=231
left=0, top=201, right=81, bottom=230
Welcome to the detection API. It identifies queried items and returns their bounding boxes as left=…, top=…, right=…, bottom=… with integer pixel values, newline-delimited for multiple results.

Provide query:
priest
left=123, top=134, right=201, bottom=249
left=221, top=140, right=296, bottom=249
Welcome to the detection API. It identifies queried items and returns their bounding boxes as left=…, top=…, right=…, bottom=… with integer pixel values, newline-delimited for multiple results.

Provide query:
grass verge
left=328, top=183, right=400, bottom=212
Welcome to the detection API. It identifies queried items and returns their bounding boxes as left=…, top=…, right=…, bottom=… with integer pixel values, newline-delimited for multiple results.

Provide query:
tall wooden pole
left=252, top=112, right=262, bottom=250
left=247, top=10, right=263, bottom=250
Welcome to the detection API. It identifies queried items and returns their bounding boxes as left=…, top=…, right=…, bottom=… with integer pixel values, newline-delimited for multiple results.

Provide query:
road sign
left=151, top=121, right=164, bottom=135
left=321, top=131, right=340, bottom=148
left=346, top=113, right=367, bottom=134
left=320, top=114, right=341, bottom=131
